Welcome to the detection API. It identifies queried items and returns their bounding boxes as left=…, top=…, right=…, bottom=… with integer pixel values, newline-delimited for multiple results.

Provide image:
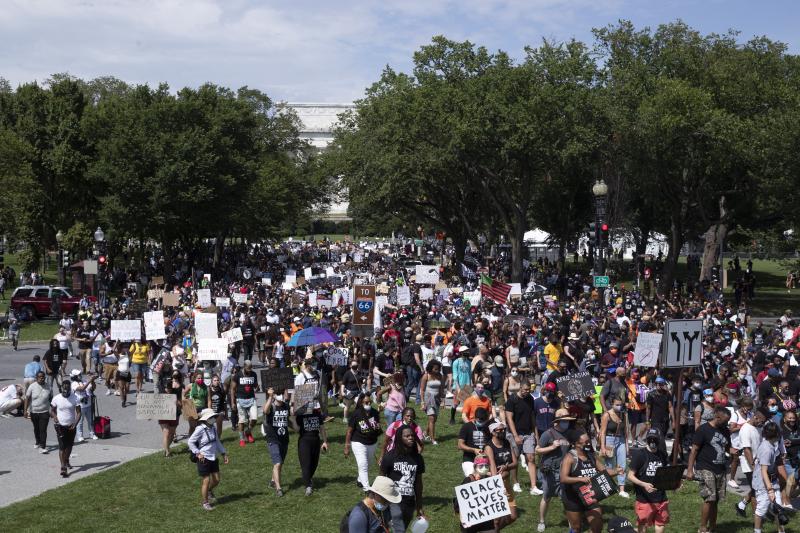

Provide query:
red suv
left=10, top=286, right=96, bottom=320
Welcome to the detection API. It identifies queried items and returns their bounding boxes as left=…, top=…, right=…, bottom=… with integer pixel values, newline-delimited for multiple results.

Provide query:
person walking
left=599, top=396, right=630, bottom=497
left=345, top=393, right=383, bottom=491
left=628, top=428, right=671, bottom=533
left=419, top=359, right=444, bottom=445
left=69, top=369, right=97, bottom=442
left=380, top=424, right=426, bottom=532
left=344, top=476, right=400, bottom=532
left=751, top=421, right=787, bottom=533
left=116, top=347, right=132, bottom=407
left=158, top=371, right=184, bottom=457
left=535, top=408, right=574, bottom=532
left=231, top=359, right=259, bottom=447
left=262, top=386, right=290, bottom=497
left=484, top=421, right=518, bottom=529
left=207, top=374, right=227, bottom=438
left=24, top=371, right=51, bottom=453
left=186, top=371, right=208, bottom=436
left=50, top=381, right=80, bottom=478
left=292, top=405, right=329, bottom=496
left=188, top=408, right=229, bottom=511
left=43, top=339, right=65, bottom=392
left=503, top=378, right=543, bottom=495
left=129, top=336, right=151, bottom=394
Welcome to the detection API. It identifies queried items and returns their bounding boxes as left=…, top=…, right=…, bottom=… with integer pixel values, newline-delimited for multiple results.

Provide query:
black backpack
left=340, top=501, right=370, bottom=533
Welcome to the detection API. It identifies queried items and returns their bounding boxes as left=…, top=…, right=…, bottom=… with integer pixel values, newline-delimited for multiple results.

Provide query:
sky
left=1, top=0, right=798, bottom=103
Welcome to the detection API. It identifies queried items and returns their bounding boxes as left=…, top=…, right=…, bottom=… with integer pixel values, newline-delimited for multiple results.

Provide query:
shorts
left=635, top=500, right=670, bottom=526
left=541, top=469, right=561, bottom=499
left=268, top=440, right=289, bottom=464
left=755, top=484, right=783, bottom=517
left=116, top=370, right=131, bottom=383
left=236, top=398, right=258, bottom=423
left=131, top=363, right=148, bottom=377
left=54, top=423, right=76, bottom=450
left=197, top=458, right=220, bottom=477
left=697, top=469, right=726, bottom=502
left=628, top=409, right=645, bottom=425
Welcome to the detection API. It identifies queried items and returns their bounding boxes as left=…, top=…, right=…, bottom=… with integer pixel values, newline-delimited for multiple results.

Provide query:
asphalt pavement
left=0, top=342, right=173, bottom=507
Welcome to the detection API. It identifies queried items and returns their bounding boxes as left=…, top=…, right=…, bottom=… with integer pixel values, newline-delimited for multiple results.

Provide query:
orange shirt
left=462, top=395, right=492, bottom=421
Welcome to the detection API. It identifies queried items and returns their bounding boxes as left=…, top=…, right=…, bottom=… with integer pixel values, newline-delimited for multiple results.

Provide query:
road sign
left=593, top=276, right=609, bottom=288
left=661, top=319, right=703, bottom=368
left=352, top=284, right=375, bottom=338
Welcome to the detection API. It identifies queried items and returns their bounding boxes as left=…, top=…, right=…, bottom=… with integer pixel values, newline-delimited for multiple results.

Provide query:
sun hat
left=198, top=408, right=218, bottom=422
left=554, top=408, right=576, bottom=422
left=367, top=476, right=402, bottom=503
left=70, top=369, right=81, bottom=377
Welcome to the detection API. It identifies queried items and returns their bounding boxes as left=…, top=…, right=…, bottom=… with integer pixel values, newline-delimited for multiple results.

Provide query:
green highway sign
left=593, top=275, right=610, bottom=288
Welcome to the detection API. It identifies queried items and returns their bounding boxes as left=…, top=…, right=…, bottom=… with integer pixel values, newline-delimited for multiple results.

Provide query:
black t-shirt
left=264, top=402, right=290, bottom=443
left=296, top=413, right=323, bottom=439
left=630, top=448, right=668, bottom=503
left=349, top=408, right=382, bottom=445
left=458, top=422, right=491, bottom=462
left=234, top=371, right=257, bottom=399
left=646, top=391, right=671, bottom=425
left=44, top=349, right=62, bottom=371
left=209, top=385, right=226, bottom=413
left=504, top=393, right=535, bottom=435
left=76, top=328, right=93, bottom=349
left=486, top=438, right=514, bottom=469
left=380, top=450, right=425, bottom=500
left=693, top=422, right=731, bottom=474
left=342, top=369, right=361, bottom=396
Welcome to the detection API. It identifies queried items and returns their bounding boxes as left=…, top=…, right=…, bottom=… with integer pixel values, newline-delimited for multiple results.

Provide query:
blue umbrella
left=286, top=326, right=338, bottom=347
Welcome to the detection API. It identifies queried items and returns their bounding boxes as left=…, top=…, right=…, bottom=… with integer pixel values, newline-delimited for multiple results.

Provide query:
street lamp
left=55, top=230, right=64, bottom=286
left=93, top=227, right=104, bottom=243
left=592, top=180, right=608, bottom=277
left=93, top=227, right=106, bottom=306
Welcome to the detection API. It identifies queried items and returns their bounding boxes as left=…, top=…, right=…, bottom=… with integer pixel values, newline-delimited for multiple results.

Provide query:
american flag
left=480, top=274, right=511, bottom=304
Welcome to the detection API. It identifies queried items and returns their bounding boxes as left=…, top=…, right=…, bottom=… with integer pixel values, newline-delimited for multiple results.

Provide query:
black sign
left=653, top=465, right=686, bottom=491
left=578, top=472, right=618, bottom=506
left=555, top=371, right=595, bottom=402
left=260, top=368, right=295, bottom=393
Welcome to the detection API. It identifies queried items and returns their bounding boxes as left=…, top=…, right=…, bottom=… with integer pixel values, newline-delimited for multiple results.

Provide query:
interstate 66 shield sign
left=352, top=285, right=376, bottom=338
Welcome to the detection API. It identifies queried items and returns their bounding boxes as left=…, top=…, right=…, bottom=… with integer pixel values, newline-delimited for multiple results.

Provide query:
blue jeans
left=604, top=435, right=627, bottom=487
left=384, top=409, right=401, bottom=423
left=404, top=365, right=421, bottom=402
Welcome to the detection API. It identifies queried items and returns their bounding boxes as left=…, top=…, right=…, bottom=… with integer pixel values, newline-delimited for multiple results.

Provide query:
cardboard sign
left=415, top=265, right=440, bottom=285
left=457, top=385, right=473, bottom=403
left=150, top=276, right=164, bottom=286
left=162, top=293, right=180, bottom=307
left=653, top=464, right=686, bottom=490
left=232, top=292, right=248, bottom=304
left=325, top=347, right=349, bottom=366
left=555, top=371, right=595, bottom=402
left=397, top=285, right=411, bottom=306
left=455, top=475, right=511, bottom=527
left=634, top=332, right=662, bottom=367
left=304, top=267, right=313, bottom=279
left=292, top=382, right=319, bottom=410
left=578, top=472, right=618, bottom=506
left=419, top=288, right=433, bottom=301
left=136, top=393, right=177, bottom=420
left=110, top=320, right=141, bottom=341
left=221, top=327, right=243, bottom=344
left=196, top=338, right=228, bottom=361
left=260, top=368, right=295, bottom=393
left=509, top=283, right=522, bottom=297
left=261, top=277, right=272, bottom=286
left=143, top=311, right=166, bottom=340
left=146, top=288, right=164, bottom=300
left=196, top=288, right=212, bottom=308
left=194, top=312, right=218, bottom=340
left=215, top=297, right=231, bottom=308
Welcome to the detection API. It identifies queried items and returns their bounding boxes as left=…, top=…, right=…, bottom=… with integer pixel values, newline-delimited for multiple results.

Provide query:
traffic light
left=62, top=250, right=70, bottom=268
left=599, top=223, right=610, bottom=247
left=98, top=255, right=107, bottom=271
left=588, top=222, right=597, bottom=245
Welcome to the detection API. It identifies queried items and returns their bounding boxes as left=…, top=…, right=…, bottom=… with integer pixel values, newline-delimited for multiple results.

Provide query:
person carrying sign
left=452, top=455, right=496, bottom=533
left=534, top=408, right=574, bottom=532
left=263, top=386, right=290, bottom=497
left=627, top=428, right=671, bottom=533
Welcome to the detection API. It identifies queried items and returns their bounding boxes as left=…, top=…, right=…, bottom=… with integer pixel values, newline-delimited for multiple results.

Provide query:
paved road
left=0, top=342, right=176, bottom=507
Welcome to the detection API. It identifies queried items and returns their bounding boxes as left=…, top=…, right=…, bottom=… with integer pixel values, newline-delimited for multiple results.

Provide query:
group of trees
left=0, top=75, right=329, bottom=274
left=326, top=21, right=800, bottom=290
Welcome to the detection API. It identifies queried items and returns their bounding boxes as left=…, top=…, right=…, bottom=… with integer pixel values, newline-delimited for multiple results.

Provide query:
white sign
left=196, top=288, right=212, bottom=308
left=304, top=267, right=313, bottom=280
left=325, top=347, right=349, bottom=366
left=143, top=311, right=166, bottom=341
left=261, top=277, right=272, bottom=286
left=232, top=293, right=248, bottom=304
left=110, top=320, right=141, bottom=341
left=282, top=281, right=294, bottom=291
left=221, top=327, right=243, bottom=344
left=397, top=285, right=411, bottom=306
left=326, top=266, right=336, bottom=277
left=353, top=253, right=363, bottom=263
left=455, top=475, right=511, bottom=528
left=308, top=291, right=318, bottom=306
left=419, top=287, right=434, bottom=301
left=215, top=297, right=231, bottom=308
left=463, top=291, right=481, bottom=306
left=194, top=312, right=218, bottom=340
left=661, top=319, right=704, bottom=368
left=136, top=393, right=177, bottom=420
left=415, top=265, right=440, bottom=285
left=317, top=299, right=332, bottom=309
left=285, top=270, right=296, bottom=284
left=83, top=259, right=98, bottom=275
left=634, top=332, right=662, bottom=368
left=509, top=283, right=522, bottom=296
left=196, top=338, right=228, bottom=361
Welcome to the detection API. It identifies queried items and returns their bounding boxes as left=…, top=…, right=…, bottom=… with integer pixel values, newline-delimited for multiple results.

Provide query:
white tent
left=523, top=229, right=550, bottom=244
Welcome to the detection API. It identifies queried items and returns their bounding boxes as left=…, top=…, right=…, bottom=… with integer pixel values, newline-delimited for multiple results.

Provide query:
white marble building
left=286, top=102, right=354, bottom=221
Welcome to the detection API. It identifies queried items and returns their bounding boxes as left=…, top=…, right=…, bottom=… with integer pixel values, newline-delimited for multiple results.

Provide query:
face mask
left=476, top=389, right=485, bottom=397
left=62, top=388, right=70, bottom=397
left=363, top=403, right=372, bottom=410
left=350, top=365, right=358, bottom=370
left=558, top=421, right=570, bottom=432
left=769, top=405, right=779, bottom=413
left=374, top=502, right=387, bottom=511
left=647, top=442, right=658, bottom=452
left=274, top=394, right=284, bottom=402
left=692, top=382, right=702, bottom=389
left=613, top=405, right=623, bottom=412
left=511, top=370, right=518, bottom=377
left=583, top=444, right=593, bottom=453
left=474, top=420, right=485, bottom=428
left=739, top=373, right=747, bottom=378
left=704, top=396, right=714, bottom=403
left=196, top=379, right=204, bottom=386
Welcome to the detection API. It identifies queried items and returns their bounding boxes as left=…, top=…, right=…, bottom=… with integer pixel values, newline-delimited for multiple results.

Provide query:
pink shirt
left=385, top=388, right=406, bottom=413
left=385, top=420, right=424, bottom=452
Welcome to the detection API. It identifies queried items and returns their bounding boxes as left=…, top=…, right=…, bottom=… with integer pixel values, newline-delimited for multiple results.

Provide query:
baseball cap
left=702, top=388, right=713, bottom=396
left=543, top=382, right=557, bottom=392
left=244, top=360, right=253, bottom=367
left=494, top=355, right=505, bottom=367
left=644, top=427, right=663, bottom=443
left=607, top=516, right=636, bottom=533
left=768, top=368, right=782, bottom=377
left=655, top=376, right=666, bottom=384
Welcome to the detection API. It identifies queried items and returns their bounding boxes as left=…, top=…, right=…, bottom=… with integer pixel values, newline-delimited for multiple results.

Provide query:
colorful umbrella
left=286, top=326, right=338, bottom=347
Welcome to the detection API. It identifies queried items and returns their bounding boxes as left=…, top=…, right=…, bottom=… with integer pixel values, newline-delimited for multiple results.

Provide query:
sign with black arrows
left=661, top=319, right=703, bottom=368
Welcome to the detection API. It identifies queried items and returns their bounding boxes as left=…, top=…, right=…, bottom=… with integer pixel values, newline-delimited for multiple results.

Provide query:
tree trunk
left=453, top=233, right=467, bottom=269
left=660, top=214, right=685, bottom=296
left=557, top=239, right=566, bottom=273
left=699, top=196, right=729, bottom=282
left=162, top=239, right=174, bottom=281
left=213, top=232, right=226, bottom=268
left=509, top=212, right=526, bottom=283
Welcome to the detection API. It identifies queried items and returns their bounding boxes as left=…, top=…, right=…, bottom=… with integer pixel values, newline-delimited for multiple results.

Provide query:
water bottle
left=409, top=517, right=429, bottom=533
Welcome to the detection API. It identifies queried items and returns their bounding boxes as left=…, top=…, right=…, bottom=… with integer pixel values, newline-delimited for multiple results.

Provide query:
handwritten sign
left=146, top=288, right=164, bottom=300
left=261, top=277, right=272, bottom=286
left=143, top=311, right=166, bottom=340
left=293, top=382, right=319, bottom=410
left=136, top=393, right=176, bottom=420
left=110, top=320, right=141, bottom=341
left=455, top=475, right=511, bottom=528
left=419, top=288, right=433, bottom=301
left=463, top=291, right=481, bottom=307
left=150, top=276, right=165, bottom=287
left=194, top=312, right=218, bottom=340
left=260, top=368, right=295, bottom=393
left=634, top=332, right=663, bottom=368
left=285, top=270, right=296, bottom=284
left=397, top=285, right=411, bottom=306
left=555, top=371, right=595, bottom=402
left=196, top=338, right=228, bottom=361
left=196, top=289, right=212, bottom=308
left=232, top=292, right=248, bottom=304
left=162, top=293, right=180, bottom=307
left=215, top=297, right=231, bottom=308
left=415, top=265, right=440, bottom=285
left=325, top=347, right=349, bottom=366
left=221, top=327, right=243, bottom=344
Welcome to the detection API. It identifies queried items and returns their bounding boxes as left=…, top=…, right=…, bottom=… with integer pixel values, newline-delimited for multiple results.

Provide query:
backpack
left=340, top=501, right=370, bottom=533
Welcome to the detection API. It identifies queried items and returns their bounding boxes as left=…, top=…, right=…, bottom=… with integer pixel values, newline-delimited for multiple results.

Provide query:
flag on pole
left=480, top=274, right=511, bottom=304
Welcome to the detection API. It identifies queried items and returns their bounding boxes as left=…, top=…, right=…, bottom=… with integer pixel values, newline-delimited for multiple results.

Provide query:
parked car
left=9, top=285, right=95, bottom=320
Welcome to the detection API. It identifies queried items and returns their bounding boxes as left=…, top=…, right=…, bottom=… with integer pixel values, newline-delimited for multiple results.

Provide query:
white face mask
left=274, top=394, right=284, bottom=402
left=705, top=396, right=714, bottom=403
left=511, top=370, right=518, bottom=377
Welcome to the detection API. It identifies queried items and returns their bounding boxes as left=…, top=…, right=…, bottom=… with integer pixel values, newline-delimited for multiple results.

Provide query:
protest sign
left=317, top=299, right=332, bottom=309
left=162, top=292, right=180, bottom=307
left=196, top=288, right=212, bottom=308
left=304, top=267, right=313, bottom=279
left=221, top=327, right=243, bottom=344
left=455, top=475, right=511, bottom=528
left=509, top=283, right=522, bottom=298
left=456, top=385, right=473, bottom=403
left=110, top=320, right=141, bottom=341
left=463, top=291, right=481, bottom=307
left=415, top=265, right=439, bottom=284
left=291, top=292, right=305, bottom=307
left=293, top=382, right=319, bottom=410
left=578, top=472, right=618, bottom=506
left=653, top=464, right=686, bottom=490
left=634, top=332, right=663, bottom=367
left=150, top=276, right=164, bottom=286
left=136, top=393, right=177, bottom=420
left=146, top=288, right=164, bottom=300
left=555, top=371, right=595, bottom=402
left=260, top=368, right=295, bottom=393
left=308, top=291, right=318, bottom=306
left=285, top=270, right=297, bottom=284
left=397, top=285, right=411, bottom=306
left=325, top=347, right=349, bottom=366
left=281, top=281, right=294, bottom=291
left=232, top=292, right=248, bottom=304
left=194, top=312, right=218, bottom=340
left=419, top=288, right=433, bottom=301
left=261, top=277, right=272, bottom=286
left=143, top=311, right=166, bottom=340
left=196, top=338, right=228, bottom=361
left=215, top=297, right=231, bottom=308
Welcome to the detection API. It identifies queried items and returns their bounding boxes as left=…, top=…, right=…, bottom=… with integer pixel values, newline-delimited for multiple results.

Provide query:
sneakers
left=270, top=480, right=276, bottom=489
left=530, top=486, right=544, bottom=496
left=76, top=436, right=85, bottom=443
left=105, top=390, right=112, bottom=396
left=537, top=522, right=546, bottom=532
left=521, top=460, right=529, bottom=471
left=431, top=440, right=439, bottom=446
left=202, top=502, right=214, bottom=511
left=246, top=434, right=255, bottom=444
left=275, top=489, right=283, bottom=497
left=734, top=501, right=747, bottom=518
left=90, top=434, right=98, bottom=440
left=239, top=439, right=246, bottom=448
left=305, top=486, right=313, bottom=496
left=208, top=491, right=217, bottom=503
left=618, top=490, right=630, bottom=498
left=727, top=479, right=740, bottom=489
left=33, top=443, right=40, bottom=448
left=40, top=447, right=49, bottom=454
left=512, top=483, right=522, bottom=493
left=114, top=390, right=120, bottom=396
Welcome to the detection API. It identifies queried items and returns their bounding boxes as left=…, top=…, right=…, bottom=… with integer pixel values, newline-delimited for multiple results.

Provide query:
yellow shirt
left=130, top=342, right=149, bottom=364
left=544, top=342, right=563, bottom=371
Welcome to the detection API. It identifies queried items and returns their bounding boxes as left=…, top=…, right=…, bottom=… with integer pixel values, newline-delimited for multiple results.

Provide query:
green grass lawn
left=0, top=405, right=767, bottom=532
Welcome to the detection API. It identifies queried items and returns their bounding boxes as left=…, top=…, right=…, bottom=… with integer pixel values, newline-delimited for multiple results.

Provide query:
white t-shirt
left=117, top=355, right=130, bottom=373
left=56, top=333, right=70, bottom=350
left=441, top=344, right=454, bottom=368
left=71, top=379, right=93, bottom=407
left=0, top=385, right=18, bottom=404
left=729, top=408, right=751, bottom=448
left=738, top=423, right=762, bottom=473
left=51, top=393, right=80, bottom=425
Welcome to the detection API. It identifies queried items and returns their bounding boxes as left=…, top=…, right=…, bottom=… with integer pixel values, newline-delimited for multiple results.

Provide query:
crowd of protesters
left=2, top=237, right=799, bottom=532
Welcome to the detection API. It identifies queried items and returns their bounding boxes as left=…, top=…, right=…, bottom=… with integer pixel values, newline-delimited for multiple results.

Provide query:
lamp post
left=592, top=179, right=608, bottom=277
left=55, top=230, right=64, bottom=286
left=94, top=227, right=105, bottom=305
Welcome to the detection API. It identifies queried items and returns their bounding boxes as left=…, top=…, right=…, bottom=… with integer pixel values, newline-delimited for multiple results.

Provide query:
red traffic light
left=601, top=223, right=609, bottom=231
left=98, top=255, right=107, bottom=264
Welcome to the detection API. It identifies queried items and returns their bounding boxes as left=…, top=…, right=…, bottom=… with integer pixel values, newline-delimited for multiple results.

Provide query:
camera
left=765, top=501, right=793, bottom=526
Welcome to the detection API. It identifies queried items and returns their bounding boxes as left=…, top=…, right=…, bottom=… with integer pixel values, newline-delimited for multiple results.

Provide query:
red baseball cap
left=544, top=382, right=556, bottom=392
